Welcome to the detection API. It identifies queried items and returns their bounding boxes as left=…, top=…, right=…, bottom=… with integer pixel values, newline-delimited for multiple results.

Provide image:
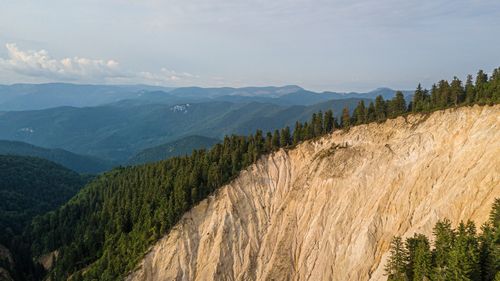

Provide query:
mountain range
left=0, top=98, right=371, bottom=163
left=0, top=83, right=412, bottom=111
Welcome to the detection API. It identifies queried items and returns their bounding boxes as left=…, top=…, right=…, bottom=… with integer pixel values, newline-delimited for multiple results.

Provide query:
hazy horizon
left=1, top=0, right=500, bottom=92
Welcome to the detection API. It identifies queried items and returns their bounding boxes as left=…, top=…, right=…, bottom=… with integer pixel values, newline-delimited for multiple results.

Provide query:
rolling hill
left=128, top=135, right=220, bottom=165
left=0, top=98, right=369, bottom=162
left=0, top=155, right=90, bottom=281
left=0, top=83, right=173, bottom=111
left=0, top=140, right=113, bottom=174
left=0, top=83, right=411, bottom=111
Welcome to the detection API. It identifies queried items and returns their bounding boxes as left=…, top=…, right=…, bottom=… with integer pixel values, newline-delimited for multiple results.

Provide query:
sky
left=1, top=0, right=500, bottom=92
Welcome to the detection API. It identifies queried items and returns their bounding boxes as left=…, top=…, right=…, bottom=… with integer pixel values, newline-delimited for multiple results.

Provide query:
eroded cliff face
left=127, top=105, right=500, bottom=281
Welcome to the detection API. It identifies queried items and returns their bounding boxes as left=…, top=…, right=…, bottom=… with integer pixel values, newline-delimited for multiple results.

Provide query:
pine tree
left=314, top=111, right=324, bottom=136
left=265, top=132, right=273, bottom=152
left=465, top=75, right=476, bottom=104
left=386, top=236, right=409, bottom=281
left=478, top=200, right=499, bottom=281
left=310, top=113, right=318, bottom=137
left=450, top=77, right=465, bottom=106
left=353, top=100, right=367, bottom=125
left=367, top=102, right=376, bottom=122
left=392, top=91, right=407, bottom=117
left=447, top=221, right=480, bottom=281
left=432, top=219, right=455, bottom=280
left=413, top=84, right=424, bottom=112
left=490, top=68, right=500, bottom=102
left=255, top=130, right=265, bottom=153
left=280, top=126, right=291, bottom=147
left=430, top=84, right=439, bottom=108
left=301, top=121, right=310, bottom=140
left=341, top=107, right=350, bottom=128
left=272, top=129, right=280, bottom=149
left=375, top=95, right=386, bottom=121
left=406, top=234, right=431, bottom=281
left=324, top=109, right=334, bottom=133
left=293, top=121, right=302, bottom=145
left=475, top=70, right=488, bottom=102
left=437, top=80, right=451, bottom=108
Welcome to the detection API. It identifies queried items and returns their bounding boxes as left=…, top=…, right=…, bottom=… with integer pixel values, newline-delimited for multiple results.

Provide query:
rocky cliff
left=127, top=105, right=500, bottom=281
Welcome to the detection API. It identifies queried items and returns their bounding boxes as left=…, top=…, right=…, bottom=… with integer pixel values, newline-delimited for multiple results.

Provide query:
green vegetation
left=26, top=67, right=500, bottom=280
left=128, top=135, right=221, bottom=165
left=0, top=155, right=89, bottom=281
left=385, top=199, right=500, bottom=281
left=0, top=98, right=366, bottom=163
left=0, top=140, right=113, bottom=174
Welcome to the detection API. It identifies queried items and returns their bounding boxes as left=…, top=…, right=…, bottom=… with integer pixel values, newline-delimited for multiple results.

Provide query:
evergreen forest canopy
left=385, top=199, right=500, bottom=281
left=24, top=67, right=500, bottom=281
left=0, top=155, right=90, bottom=281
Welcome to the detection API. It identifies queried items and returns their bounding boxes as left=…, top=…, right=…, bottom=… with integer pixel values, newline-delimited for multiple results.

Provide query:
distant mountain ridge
left=0, top=140, right=113, bottom=173
left=0, top=83, right=173, bottom=111
left=0, top=98, right=369, bottom=162
left=0, top=83, right=411, bottom=110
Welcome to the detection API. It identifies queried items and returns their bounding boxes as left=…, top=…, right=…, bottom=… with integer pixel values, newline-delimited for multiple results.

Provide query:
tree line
left=385, top=199, right=500, bottom=281
left=27, top=67, right=500, bottom=281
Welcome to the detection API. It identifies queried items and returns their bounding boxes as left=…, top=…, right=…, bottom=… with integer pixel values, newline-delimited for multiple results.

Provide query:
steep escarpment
left=127, top=105, right=500, bottom=281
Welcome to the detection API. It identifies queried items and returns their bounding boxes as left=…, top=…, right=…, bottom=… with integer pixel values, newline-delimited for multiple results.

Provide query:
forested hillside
left=0, top=140, right=112, bottom=174
left=0, top=155, right=90, bottom=281
left=385, top=199, right=500, bottom=281
left=25, top=67, right=500, bottom=281
left=0, top=98, right=365, bottom=162
left=128, top=135, right=220, bottom=165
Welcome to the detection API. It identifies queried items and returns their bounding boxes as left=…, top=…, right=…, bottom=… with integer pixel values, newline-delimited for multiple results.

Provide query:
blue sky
left=1, top=0, right=500, bottom=91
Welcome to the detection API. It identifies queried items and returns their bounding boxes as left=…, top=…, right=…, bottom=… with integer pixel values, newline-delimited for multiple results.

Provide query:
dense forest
left=128, top=135, right=221, bottom=165
left=24, top=67, right=500, bottom=281
left=0, top=140, right=112, bottom=174
left=385, top=199, right=500, bottom=281
left=0, top=155, right=90, bottom=281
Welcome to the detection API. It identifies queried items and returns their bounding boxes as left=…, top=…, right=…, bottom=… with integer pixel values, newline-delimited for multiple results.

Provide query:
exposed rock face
left=127, top=105, right=500, bottom=281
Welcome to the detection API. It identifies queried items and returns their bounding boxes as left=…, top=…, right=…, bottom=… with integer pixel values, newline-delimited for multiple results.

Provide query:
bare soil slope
left=128, top=105, right=500, bottom=281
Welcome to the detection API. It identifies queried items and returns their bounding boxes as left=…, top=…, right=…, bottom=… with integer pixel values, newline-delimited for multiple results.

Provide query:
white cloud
left=0, top=43, right=199, bottom=85
left=0, top=43, right=123, bottom=82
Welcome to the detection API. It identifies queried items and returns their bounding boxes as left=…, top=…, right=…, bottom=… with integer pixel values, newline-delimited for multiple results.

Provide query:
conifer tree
left=280, top=126, right=291, bottom=147
left=413, top=84, right=424, bottom=112
left=293, top=121, right=302, bottom=145
left=367, top=101, right=376, bottom=122
left=490, top=68, right=500, bottom=102
left=353, top=100, right=367, bottom=125
left=392, top=91, right=407, bottom=117
left=386, top=236, right=409, bottom=281
left=310, top=113, right=318, bottom=137
left=301, top=121, right=310, bottom=140
left=432, top=219, right=455, bottom=280
left=475, top=70, right=488, bottom=102
left=445, top=222, right=479, bottom=281
left=314, top=111, right=324, bottom=136
left=465, top=75, right=476, bottom=104
left=341, top=106, right=350, bottom=128
left=265, top=132, right=273, bottom=152
left=272, top=129, right=280, bottom=149
left=375, top=95, right=386, bottom=121
left=437, top=80, right=451, bottom=108
left=324, top=109, right=334, bottom=133
left=406, top=234, right=431, bottom=281
left=450, top=76, right=465, bottom=105
left=430, top=84, right=439, bottom=108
